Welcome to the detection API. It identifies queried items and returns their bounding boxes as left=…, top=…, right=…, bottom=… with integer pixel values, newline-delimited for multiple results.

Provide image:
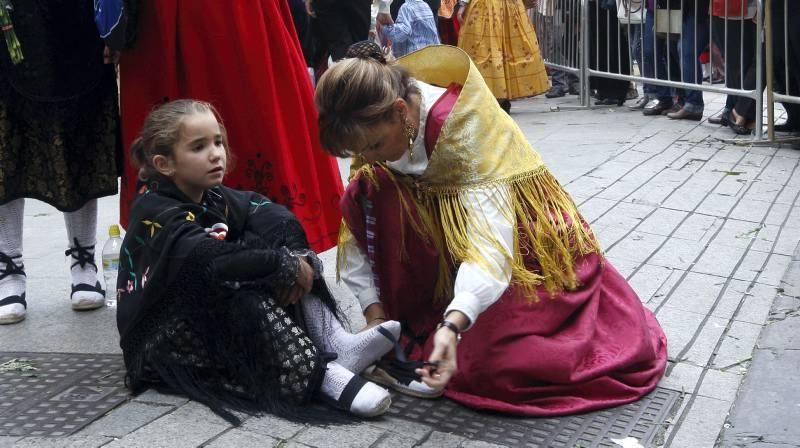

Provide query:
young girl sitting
left=116, top=99, right=399, bottom=423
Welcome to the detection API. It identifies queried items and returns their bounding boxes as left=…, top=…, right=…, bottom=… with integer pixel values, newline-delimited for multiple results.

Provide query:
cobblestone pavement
left=0, top=92, right=797, bottom=447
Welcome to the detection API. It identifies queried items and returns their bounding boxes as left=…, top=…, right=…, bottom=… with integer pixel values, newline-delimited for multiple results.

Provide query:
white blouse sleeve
left=444, top=186, right=515, bottom=331
left=340, top=233, right=381, bottom=311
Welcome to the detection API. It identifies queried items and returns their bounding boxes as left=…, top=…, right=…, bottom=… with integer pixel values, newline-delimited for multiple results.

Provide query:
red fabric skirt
left=341, top=166, right=667, bottom=415
left=119, top=0, right=343, bottom=251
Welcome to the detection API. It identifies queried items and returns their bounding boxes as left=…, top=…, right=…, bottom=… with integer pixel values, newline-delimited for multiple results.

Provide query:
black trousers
left=712, top=17, right=759, bottom=120
left=313, top=0, right=372, bottom=61
left=589, top=2, right=631, bottom=101
left=772, top=1, right=800, bottom=122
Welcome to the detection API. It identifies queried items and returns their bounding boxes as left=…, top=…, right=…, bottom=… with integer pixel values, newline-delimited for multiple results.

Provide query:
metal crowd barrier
left=529, top=0, right=800, bottom=141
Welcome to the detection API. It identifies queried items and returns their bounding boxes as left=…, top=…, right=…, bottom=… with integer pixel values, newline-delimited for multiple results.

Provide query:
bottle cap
left=109, top=224, right=121, bottom=237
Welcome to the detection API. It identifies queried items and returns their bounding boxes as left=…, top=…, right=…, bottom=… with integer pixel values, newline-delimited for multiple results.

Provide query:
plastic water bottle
left=101, top=224, right=123, bottom=307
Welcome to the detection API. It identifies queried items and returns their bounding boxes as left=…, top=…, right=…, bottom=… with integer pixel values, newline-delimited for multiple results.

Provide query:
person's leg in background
left=642, top=8, right=675, bottom=115
left=668, top=2, right=709, bottom=120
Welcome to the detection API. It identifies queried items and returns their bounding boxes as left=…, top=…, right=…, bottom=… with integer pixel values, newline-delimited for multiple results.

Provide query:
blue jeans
left=642, top=10, right=677, bottom=101
left=678, top=6, right=708, bottom=111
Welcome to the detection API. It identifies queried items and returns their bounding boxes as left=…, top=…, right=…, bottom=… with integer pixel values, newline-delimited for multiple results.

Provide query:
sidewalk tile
left=12, top=435, right=114, bottom=448
left=461, top=440, right=510, bottom=448
left=696, top=193, right=739, bottom=218
left=416, top=431, right=468, bottom=448
left=655, top=307, right=706, bottom=360
left=204, top=429, right=279, bottom=448
left=577, top=197, right=618, bottom=224
left=733, top=283, right=784, bottom=326
left=692, top=242, right=749, bottom=278
left=104, top=401, right=230, bottom=448
left=712, top=321, right=763, bottom=372
left=366, top=415, right=432, bottom=441
left=697, top=369, right=743, bottom=402
left=683, top=316, right=728, bottom=367
left=292, top=423, right=385, bottom=448
left=659, top=362, right=703, bottom=394
left=642, top=268, right=686, bottom=311
left=671, top=213, right=721, bottom=243
left=240, top=414, right=305, bottom=440
left=628, top=264, right=678, bottom=304
left=0, top=437, right=20, bottom=448
left=372, top=432, right=422, bottom=448
left=712, top=280, right=754, bottom=321
left=636, top=209, right=688, bottom=237
left=730, top=198, right=772, bottom=223
left=649, top=237, right=705, bottom=271
left=81, top=402, right=173, bottom=438
left=666, top=396, right=730, bottom=448
left=774, top=225, right=800, bottom=256
left=606, top=232, right=667, bottom=264
left=664, top=272, right=726, bottom=316
left=764, top=203, right=793, bottom=226
left=131, top=390, right=189, bottom=407
left=733, top=250, right=771, bottom=284
left=742, top=181, right=784, bottom=203
left=757, top=254, right=793, bottom=287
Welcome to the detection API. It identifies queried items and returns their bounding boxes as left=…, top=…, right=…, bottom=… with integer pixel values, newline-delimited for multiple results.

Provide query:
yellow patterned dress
left=457, top=0, right=549, bottom=100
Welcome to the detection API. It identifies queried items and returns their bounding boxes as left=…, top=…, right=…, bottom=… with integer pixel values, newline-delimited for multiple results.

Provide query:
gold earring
left=404, top=119, right=415, bottom=160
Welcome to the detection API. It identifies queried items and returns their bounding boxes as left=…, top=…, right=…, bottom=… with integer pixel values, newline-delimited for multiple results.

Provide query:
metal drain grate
left=387, top=387, right=681, bottom=448
left=0, top=353, right=129, bottom=437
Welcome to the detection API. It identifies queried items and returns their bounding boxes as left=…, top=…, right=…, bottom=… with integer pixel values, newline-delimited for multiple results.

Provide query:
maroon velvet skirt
left=341, top=165, right=667, bottom=415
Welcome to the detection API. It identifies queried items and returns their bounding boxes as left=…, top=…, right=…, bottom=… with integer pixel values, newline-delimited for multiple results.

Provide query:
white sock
left=320, top=361, right=390, bottom=417
left=64, top=200, right=103, bottom=306
left=0, top=199, right=26, bottom=322
left=302, top=295, right=400, bottom=374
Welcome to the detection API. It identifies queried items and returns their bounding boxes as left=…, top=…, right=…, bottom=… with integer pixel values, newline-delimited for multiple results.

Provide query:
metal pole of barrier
left=756, top=0, right=765, bottom=139
left=765, top=0, right=774, bottom=141
left=580, top=0, right=590, bottom=107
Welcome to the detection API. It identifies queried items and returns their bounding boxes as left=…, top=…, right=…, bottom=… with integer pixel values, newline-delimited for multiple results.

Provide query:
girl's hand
left=277, top=257, right=314, bottom=306
left=457, top=4, right=467, bottom=23
left=416, top=326, right=458, bottom=390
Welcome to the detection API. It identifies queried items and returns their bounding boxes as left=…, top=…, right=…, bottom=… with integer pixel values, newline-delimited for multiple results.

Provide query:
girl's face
left=156, top=110, right=227, bottom=202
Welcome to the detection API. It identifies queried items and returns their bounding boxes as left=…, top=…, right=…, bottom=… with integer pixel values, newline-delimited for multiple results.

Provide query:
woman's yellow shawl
left=340, top=45, right=601, bottom=301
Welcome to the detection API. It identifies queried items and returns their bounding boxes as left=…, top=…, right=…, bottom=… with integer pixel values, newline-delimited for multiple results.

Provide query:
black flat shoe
left=708, top=110, right=730, bottom=126
left=729, top=120, right=755, bottom=135
left=595, top=97, right=625, bottom=106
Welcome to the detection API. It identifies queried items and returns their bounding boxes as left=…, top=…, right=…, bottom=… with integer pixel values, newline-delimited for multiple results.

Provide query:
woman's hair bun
left=345, top=40, right=387, bottom=64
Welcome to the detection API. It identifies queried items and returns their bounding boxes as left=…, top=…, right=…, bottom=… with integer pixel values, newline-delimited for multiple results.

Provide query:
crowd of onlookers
left=288, top=0, right=800, bottom=136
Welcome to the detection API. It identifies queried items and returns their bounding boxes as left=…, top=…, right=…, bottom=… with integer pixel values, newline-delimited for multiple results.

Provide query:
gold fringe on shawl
left=337, top=163, right=601, bottom=302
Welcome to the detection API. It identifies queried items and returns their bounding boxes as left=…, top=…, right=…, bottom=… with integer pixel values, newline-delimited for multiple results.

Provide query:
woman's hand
left=277, top=257, right=314, bottom=306
left=416, top=326, right=458, bottom=390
